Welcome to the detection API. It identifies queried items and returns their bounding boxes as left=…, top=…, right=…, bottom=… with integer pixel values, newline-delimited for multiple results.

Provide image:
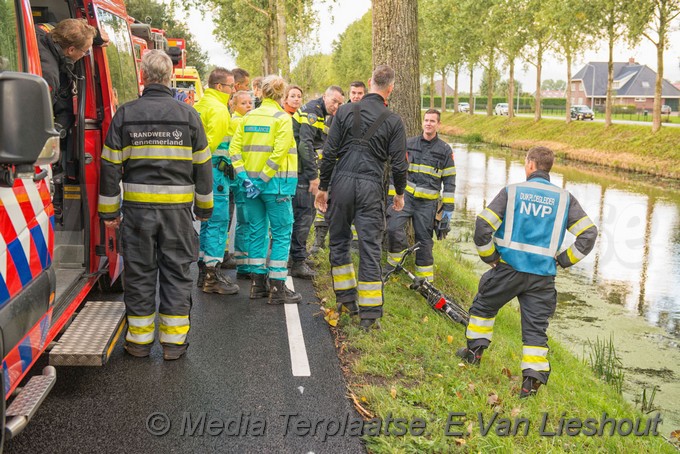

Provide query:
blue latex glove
left=242, top=179, right=261, bottom=199
left=441, top=210, right=453, bottom=222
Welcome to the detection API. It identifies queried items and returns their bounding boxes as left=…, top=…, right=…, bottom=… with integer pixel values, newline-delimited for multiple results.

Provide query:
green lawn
left=311, top=240, right=677, bottom=452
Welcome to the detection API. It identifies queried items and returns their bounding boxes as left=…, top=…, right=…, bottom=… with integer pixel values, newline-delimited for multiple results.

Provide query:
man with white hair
left=98, top=50, right=213, bottom=360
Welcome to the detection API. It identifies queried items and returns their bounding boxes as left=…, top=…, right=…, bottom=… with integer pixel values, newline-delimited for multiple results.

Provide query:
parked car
left=458, top=102, right=470, bottom=113
left=661, top=105, right=672, bottom=115
left=570, top=105, right=595, bottom=120
left=494, top=103, right=509, bottom=115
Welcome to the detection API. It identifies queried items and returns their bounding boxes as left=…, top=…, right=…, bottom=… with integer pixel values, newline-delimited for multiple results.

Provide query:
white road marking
left=285, top=276, right=311, bottom=377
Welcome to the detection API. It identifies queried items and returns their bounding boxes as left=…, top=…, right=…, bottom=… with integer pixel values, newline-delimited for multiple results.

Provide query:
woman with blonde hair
left=230, top=75, right=302, bottom=304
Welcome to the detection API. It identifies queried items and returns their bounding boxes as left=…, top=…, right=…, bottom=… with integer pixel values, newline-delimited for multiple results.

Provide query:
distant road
left=513, top=112, right=680, bottom=128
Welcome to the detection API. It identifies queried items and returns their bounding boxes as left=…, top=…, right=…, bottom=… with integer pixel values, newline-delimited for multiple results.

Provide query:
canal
left=448, top=142, right=680, bottom=432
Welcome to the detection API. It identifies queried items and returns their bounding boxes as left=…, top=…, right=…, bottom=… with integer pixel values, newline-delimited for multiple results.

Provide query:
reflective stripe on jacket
left=229, top=98, right=298, bottom=196
left=98, top=84, right=213, bottom=219
left=474, top=171, right=597, bottom=276
left=390, top=134, right=456, bottom=210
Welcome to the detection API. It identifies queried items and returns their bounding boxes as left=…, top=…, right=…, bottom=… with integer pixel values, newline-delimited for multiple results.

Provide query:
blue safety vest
left=495, top=178, right=569, bottom=276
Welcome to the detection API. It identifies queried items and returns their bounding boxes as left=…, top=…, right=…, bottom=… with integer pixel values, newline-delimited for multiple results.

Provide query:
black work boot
left=456, top=345, right=485, bottom=365
left=336, top=301, right=359, bottom=316
left=359, top=318, right=381, bottom=331
left=197, top=261, right=207, bottom=288
left=220, top=251, right=237, bottom=269
left=290, top=261, right=316, bottom=279
left=519, top=376, right=542, bottom=399
left=309, top=226, right=328, bottom=255
left=124, top=341, right=151, bottom=358
left=268, top=279, right=302, bottom=305
left=162, top=343, right=188, bottom=361
left=250, top=273, right=269, bottom=299
left=202, top=266, right=239, bottom=295
left=236, top=271, right=251, bottom=280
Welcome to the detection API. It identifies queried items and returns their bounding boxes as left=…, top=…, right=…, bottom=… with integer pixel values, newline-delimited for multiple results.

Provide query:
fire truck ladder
left=49, top=301, right=126, bottom=366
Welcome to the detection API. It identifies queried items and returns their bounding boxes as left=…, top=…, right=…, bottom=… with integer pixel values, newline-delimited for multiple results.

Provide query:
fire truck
left=129, top=20, right=168, bottom=95
left=166, top=38, right=203, bottom=105
left=0, top=0, right=142, bottom=445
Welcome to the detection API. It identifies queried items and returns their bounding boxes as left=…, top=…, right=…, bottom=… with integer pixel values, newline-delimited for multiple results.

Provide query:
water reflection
left=453, top=143, right=680, bottom=337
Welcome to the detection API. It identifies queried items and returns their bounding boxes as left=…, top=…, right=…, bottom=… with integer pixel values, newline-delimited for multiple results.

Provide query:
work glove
left=242, top=179, right=261, bottom=199
left=441, top=210, right=453, bottom=222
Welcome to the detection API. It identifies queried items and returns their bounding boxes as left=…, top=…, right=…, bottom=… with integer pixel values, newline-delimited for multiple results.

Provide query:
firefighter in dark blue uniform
left=315, top=66, right=408, bottom=330
left=98, top=50, right=213, bottom=361
left=458, top=146, right=597, bottom=397
left=386, top=109, right=456, bottom=282
left=298, top=86, right=344, bottom=267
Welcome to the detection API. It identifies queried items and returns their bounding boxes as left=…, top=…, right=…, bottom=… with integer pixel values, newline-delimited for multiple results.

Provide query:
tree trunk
left=605, top=33, right=614, bottom=127
left=486, top=50, right=494, bottom=116
left=267, top=0, right=278, bottom=74
left=276, top=0, right=290, bottom=78
left=440, top=68, right=447, bottom=112
left=469, top=63, right=474, bottom=115
left=453, top=65, right=459, bottom=113
left=373, top=0, right=421, bottom=135
left=534, top=43, right=543, bottom=122
left=565, top=53, right=572, bottom=124
left=508, top=58, right=515, bottom=119
left=653, top=32, right=664, bottom=133
left=429, top=71, right=435, bottom=108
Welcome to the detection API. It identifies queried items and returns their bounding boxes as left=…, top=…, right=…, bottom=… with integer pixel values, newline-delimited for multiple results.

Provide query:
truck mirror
left=0, top=72, right=60, bottom=167
left=167, top=46, right=182, bottom=67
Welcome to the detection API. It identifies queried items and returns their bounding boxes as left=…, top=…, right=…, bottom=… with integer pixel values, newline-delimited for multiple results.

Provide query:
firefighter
left=36, top=19, right=106, bottom=224
left=229, top=75, right=302, bottom=304
left=285, top=85, right=317, bottom=279
left=98, top=50, right=213, bottom=360
left=193, top=67, right=240, bottom=295
left=386, top=109, right=456, bottom=282
left=229, top=91, right=255, bottom=281
left=315, top=65, right=409, bottom=329
left=348, top=80, right=366, bottom=103
left=347, top=81, right=367, bottom=250
left=458, top=146, right=598, bottom=397
left=301, top=86, right=345, bottom=256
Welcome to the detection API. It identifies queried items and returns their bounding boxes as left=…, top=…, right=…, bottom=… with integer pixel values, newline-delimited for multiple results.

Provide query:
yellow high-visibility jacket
left=193, top=88, right=231, bottom=158
left=230, top=98, right=298, bottom=196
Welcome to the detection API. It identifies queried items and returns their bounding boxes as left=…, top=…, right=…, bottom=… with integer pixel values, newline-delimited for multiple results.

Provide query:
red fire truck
left=0, top=0, right=141, bottom=445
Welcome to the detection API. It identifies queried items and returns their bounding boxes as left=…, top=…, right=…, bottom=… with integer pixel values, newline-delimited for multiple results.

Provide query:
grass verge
left=311, top=240, right=676, bottom=452
left=440, top=112, right=680, bottom=179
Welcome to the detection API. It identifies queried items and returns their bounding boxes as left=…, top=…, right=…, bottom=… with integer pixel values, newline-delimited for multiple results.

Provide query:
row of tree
left=417, top=0, right=680, bottom=132
left=164, top=0, right=677, bottom=134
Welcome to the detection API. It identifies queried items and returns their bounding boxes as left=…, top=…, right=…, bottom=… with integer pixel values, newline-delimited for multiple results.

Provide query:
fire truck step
left=5, top=366, right=57, bottom=439
left=49, top=301, right=127, bottom=366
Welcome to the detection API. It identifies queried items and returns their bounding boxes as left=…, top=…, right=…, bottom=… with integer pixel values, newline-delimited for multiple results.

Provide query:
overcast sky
left=182, top=1, right=680, bottom=90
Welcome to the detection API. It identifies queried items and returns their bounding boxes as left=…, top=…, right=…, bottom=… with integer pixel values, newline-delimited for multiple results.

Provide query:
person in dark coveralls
left=315, top=65, right=409, bottom=330
left=386, top=109, right=456, bottom=282
left=457, top=146, right=597, bottom=397
left=302, top=86, right=345, bottom=256
left=98, top=50, right=213, bottom=361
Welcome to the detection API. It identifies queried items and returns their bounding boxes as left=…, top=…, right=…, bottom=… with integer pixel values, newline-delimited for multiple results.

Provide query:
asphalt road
left=5, top=266, right=364, bottom=454
left=515, top=112, right=680, bottom=127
